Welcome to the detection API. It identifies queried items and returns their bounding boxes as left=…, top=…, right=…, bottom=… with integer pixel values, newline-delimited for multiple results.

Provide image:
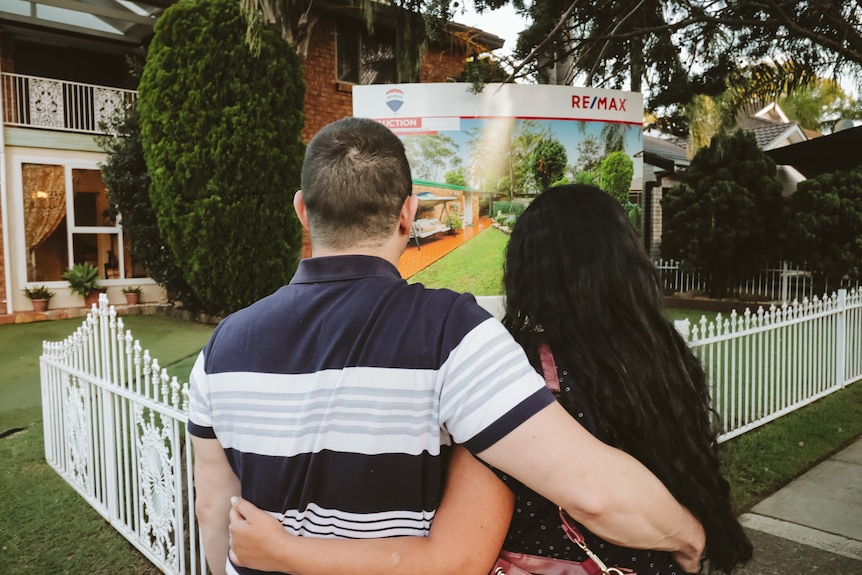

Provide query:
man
left=188, top=117, right=704, bottom=575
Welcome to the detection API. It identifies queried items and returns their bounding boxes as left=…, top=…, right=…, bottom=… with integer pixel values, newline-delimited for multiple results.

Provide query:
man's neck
left=310, top=241, right=405, bottom=269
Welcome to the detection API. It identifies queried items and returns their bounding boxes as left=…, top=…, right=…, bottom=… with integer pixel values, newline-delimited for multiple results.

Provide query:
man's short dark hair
left=301, top=117, right=413, bottom=249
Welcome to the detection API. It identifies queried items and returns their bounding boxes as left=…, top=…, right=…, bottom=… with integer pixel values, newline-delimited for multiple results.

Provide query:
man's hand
left=229, top=497, right=292, bottom=572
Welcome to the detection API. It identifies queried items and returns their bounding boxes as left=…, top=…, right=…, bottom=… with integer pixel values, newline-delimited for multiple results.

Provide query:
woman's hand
left=229, top=496, right=292, bottom=572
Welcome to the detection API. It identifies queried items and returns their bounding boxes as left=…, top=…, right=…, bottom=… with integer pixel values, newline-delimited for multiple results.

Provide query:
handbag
left=491, top=508, right=635, bottom=575
left=491, top=344, right=635, bottom=575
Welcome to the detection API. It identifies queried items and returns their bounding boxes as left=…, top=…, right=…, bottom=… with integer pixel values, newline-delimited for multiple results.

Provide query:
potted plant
left=23, top=285, right=55, bottom=312
left=447, top=212, right=463, bottom=234
left=62, top=262, right=103, bottom=307
left=122, top=286, right=142, bottom=305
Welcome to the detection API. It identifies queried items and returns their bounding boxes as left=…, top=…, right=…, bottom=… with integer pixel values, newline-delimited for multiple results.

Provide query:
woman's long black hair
left=503, top=184, right=752, bottom=573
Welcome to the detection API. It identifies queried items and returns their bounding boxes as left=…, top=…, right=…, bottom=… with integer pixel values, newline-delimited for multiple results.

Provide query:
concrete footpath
left=733, top=437, right=862, bottom=574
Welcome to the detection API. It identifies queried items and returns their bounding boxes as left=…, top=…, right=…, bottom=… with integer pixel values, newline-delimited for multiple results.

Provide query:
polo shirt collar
left=290, top=255, right=403, bottom=284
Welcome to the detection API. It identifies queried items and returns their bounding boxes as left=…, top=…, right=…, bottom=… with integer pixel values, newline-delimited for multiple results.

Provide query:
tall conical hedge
left=139, top=0, right=305, bottom=315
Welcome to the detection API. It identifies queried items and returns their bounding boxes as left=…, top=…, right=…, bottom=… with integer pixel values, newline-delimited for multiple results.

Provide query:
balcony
left=1, top=72, right=137, bottom=135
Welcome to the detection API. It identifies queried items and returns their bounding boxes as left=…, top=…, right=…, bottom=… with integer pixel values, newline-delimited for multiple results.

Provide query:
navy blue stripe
left=228, top=447, right=450, bottom=515
left=204, top=260, right=491, bottom=375
left=462, top=388, right=556, bottom=453
left=187, top=420, right=216, bottom=439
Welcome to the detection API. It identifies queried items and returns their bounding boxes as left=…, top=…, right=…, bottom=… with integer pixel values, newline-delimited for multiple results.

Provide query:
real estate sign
left=353, top=83, right=643, bottom=224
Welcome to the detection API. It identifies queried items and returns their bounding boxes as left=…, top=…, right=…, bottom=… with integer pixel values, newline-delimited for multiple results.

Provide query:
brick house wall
left=301, top=18, right=353, bottom=143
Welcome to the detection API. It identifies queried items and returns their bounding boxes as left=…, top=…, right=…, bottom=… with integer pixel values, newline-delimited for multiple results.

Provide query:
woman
left=497, top=184, right=751, bottom=573
left=228, top=184, right=750, bottom=574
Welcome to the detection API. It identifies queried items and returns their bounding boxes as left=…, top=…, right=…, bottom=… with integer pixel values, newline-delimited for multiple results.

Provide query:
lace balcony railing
left=1, top=72, right=137, bottom=135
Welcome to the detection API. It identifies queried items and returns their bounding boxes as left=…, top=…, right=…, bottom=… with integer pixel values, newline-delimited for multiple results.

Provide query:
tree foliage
left=444, top=167, right=468, bottom=187
left=139, top=0, right=305, bottom=316
left=467, top=1, right=862, bottom=137
left=661, top=130, right=784, bottom=297
left=599, top=151, right=634, bottom=204
left=403, top=134, right=462, bottom=181
left=530, top=137, right=567, bottom=191
left=98, top=104, right=204, bottom=312
left=779, top=79, right=862, bottom=132
left=784, top=168, right=862, bottom=286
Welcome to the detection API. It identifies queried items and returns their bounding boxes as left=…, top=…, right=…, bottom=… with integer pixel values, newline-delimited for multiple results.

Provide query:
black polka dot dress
left=494, top=358, right=689, bottom=575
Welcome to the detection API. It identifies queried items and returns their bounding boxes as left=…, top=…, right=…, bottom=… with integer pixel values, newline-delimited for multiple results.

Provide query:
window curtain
left=23, top=163, right=66, bottom=250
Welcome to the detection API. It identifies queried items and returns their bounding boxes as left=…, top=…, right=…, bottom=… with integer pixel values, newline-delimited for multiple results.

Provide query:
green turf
left=0, top=313, right=214, bottom=432
left=409, top=226, right=509, bottom=295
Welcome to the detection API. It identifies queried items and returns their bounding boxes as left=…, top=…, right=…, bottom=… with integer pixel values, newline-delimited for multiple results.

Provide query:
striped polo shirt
left=188, top=255, right=554, bottom=573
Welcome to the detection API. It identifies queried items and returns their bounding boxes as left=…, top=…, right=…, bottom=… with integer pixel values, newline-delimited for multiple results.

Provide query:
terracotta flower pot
left=31, top=299, right=49, bottom=312
left=124, top=292, right=140, bottom=305
left=84, top=289, right=107, bottom=308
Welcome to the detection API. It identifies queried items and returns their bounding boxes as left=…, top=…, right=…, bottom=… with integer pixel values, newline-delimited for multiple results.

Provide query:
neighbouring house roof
left=735, top=102, right=808, bottom=150
left=749, top=122, right=800, bottom=149
left=765, top=125, right=862, bottom=178
left=736, top=101, right=790, bottom=129
left=643, top=134, right=689, bottom=171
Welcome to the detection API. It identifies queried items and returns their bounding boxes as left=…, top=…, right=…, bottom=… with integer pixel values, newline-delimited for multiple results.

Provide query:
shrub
left=599, top=150, right=634, bottom=204
left=138, top=0, right=305, bottom=316
left=661, top=130, right=784, bottom=297
left=530, top=137, right=568, bottom=191
left=99, top=99, right=204, bottom=312
left=784, top=167, right=862, bottom=287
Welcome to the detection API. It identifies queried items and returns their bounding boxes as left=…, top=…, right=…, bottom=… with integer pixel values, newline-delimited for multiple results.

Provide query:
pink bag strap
left=559, top=509, right=635, bottom=574
left=538, top=342, right=560, bottom=392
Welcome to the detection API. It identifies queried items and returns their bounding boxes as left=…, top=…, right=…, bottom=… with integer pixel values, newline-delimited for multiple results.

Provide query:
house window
left=337, top=23, right=397, bottom=85
left=22, top=163, right=142, bottom=282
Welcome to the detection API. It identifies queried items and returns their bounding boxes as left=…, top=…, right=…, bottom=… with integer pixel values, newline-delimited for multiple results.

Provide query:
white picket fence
left=40, top=295, right=205, bottom=575
left=676, top=288, right=862, bottom=442
left=652, top=259, right=840, bottom=303
left=40, top=290, right=862, bottom=572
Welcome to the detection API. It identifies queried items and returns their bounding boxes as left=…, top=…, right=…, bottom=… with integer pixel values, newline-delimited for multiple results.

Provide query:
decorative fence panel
left=40, top=296, right=205, bottom=575
left=1, top=72, right=137, bottom=135
left=676, top=288, right=862, bottom=442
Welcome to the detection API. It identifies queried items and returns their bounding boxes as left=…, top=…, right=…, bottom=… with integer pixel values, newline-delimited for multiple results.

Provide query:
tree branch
left=585, top=0, right=649, bottom=85
left=499, top=0, right=581, bottom=88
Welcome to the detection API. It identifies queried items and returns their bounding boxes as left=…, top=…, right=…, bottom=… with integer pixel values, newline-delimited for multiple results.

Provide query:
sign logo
left=385, top=89, right=404, bottom=113
left=571, top=94, right=627, bottom=112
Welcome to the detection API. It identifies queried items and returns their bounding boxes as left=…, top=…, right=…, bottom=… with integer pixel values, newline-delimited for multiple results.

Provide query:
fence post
left=674, top=319, right=690, bottom=340
left=837, top=288, right=847, bottom=388
left=780, top=261, right=789, bottom=303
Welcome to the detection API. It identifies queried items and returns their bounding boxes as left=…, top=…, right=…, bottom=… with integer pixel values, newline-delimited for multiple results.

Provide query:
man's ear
left=293, top=190, right=309, bottom=230
left=398, top=195, right=419, bottom=236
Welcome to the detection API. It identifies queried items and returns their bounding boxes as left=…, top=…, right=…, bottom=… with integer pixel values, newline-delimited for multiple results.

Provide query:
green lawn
left=409, top=226, right=509, bottom=295
left=0, top=313, right=214, bottom=432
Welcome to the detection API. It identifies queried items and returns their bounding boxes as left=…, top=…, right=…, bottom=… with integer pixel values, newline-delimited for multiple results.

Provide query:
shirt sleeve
left=437, top=316, right=555, bottom=453
left=186, top=350, right=217, bottom=439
